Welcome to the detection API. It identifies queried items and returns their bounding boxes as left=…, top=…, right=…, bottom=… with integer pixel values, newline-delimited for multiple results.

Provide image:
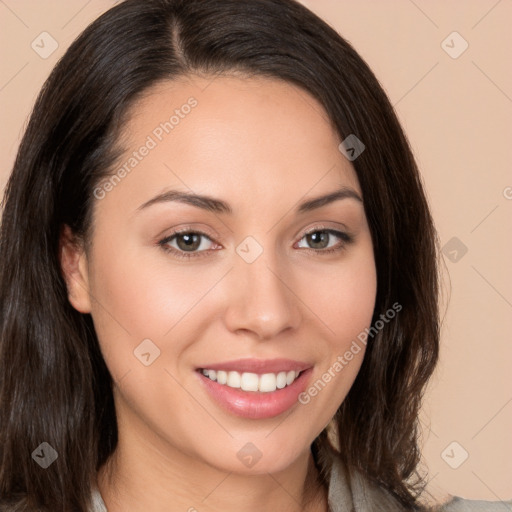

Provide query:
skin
left=60, top=75, right=377, bottom=512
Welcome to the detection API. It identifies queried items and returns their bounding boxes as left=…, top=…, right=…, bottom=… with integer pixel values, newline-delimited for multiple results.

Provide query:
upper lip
left=197, top=358, right=311, bottom=374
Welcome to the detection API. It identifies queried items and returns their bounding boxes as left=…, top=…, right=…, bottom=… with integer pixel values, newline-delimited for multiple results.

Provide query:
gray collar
left=321, top=441, right=402, bottom=512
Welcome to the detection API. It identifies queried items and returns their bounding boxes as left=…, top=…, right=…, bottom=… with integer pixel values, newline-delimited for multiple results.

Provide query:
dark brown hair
left=0, top=0, right=440, bottom=510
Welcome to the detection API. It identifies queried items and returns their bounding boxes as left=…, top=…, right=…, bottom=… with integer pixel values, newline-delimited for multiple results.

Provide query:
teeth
left=241, top=372, right=259, bottom=391
left=259, top=373, right=276, bottom=392
left=201, top=369, right=301, bottom=392
left=276, top=371, right=287, bottom=389
left=227, top=371, right=241, bottom=388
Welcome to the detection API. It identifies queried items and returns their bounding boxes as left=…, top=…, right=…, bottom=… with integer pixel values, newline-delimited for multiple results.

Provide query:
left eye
left=296, top=229, right=347, bottom=250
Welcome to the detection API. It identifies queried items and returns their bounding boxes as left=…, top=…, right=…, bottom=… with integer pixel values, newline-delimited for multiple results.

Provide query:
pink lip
left=196, top=362, right=313, bottom=420
left=196, top=358, right=311, bottom=374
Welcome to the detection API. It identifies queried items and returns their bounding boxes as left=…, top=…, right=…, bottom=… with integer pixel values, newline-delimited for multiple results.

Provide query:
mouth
left=195, top=359, right=312, bottom=420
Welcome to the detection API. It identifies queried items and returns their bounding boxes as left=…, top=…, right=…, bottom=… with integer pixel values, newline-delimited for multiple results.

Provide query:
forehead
left=97, top=74, right=361, bottom=220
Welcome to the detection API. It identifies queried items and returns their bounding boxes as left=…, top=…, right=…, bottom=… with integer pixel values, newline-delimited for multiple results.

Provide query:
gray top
left=323, top=443, right=512, bottom=511
left=90, top=445, right=512, bottom=511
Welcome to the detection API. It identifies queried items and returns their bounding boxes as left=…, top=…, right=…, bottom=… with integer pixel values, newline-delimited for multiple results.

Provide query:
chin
left=195, top=433, right=315, bottom=476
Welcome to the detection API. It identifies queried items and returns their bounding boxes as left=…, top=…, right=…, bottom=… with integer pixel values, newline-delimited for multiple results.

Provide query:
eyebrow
left=136, top=186, right=363, bottom=215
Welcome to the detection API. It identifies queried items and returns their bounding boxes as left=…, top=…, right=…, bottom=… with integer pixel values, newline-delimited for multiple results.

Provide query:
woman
left=0, top=1, right=509, bottom=511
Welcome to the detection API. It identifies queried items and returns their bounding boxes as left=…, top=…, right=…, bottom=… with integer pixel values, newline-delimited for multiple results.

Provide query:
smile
left=195, top=359, right=313, bottom=419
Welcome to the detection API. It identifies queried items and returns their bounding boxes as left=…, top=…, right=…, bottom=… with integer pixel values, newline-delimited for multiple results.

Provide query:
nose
left=223, top=250, right=301, bottom=341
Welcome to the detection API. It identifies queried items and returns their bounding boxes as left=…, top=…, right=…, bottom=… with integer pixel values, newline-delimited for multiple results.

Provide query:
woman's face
left=65, top=75, right=377, bottom=475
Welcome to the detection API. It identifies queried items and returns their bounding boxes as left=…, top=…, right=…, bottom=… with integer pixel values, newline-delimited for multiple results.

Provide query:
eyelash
left=157, top=226, right=354, bottom=260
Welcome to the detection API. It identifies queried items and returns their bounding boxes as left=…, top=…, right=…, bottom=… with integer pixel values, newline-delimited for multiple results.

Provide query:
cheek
left=90, top=231, right=196, bottom=325
left=86, top=234, right=231, bottom=381
left=294, top=243, right=376, bottom=414
left=334, top=260, right=377, bottom=341
left=299, top=244, right=377, bottom=348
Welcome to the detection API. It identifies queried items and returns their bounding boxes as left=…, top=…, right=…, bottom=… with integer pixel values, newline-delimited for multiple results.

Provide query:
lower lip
left=197, top=369, right=312, bottom=420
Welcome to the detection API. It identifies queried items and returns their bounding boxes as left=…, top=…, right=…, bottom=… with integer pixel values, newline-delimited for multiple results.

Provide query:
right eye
left=158, top=230, right=219, bottom=259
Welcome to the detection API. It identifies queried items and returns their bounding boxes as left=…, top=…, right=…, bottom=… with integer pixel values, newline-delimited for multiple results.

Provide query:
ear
left=58, top=224, right=92, bottom=313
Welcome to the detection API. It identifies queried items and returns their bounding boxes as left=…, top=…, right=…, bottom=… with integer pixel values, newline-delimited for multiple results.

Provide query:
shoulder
left=438, top=496, right=512, bottom=511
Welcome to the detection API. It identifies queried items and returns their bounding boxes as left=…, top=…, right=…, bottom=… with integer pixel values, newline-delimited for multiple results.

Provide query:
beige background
left=1, top=0, right=511, bottom=503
